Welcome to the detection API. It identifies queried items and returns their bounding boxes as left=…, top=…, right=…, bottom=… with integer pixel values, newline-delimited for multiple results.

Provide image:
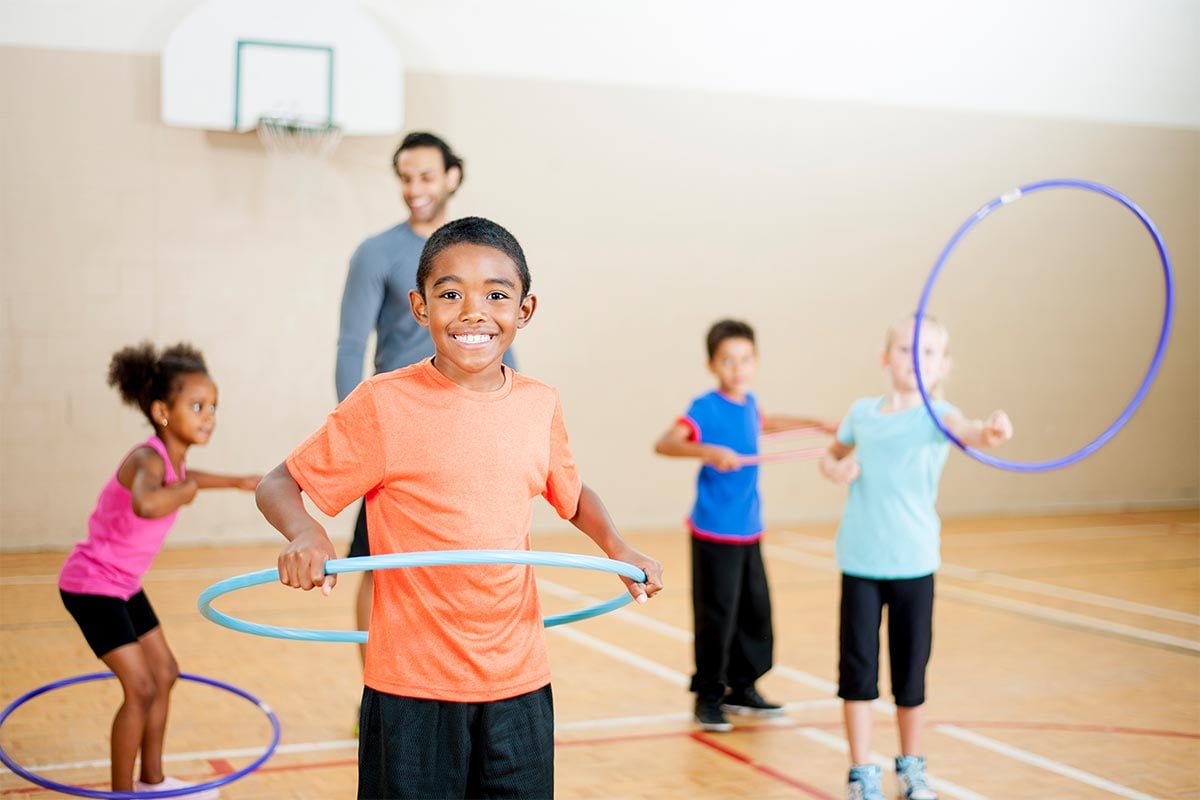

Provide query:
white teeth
left=454, top=334, right=492, bottom=344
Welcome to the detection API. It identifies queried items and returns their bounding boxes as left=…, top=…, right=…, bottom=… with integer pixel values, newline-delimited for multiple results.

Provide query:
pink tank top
left=58, top=436, right=184, bottom=599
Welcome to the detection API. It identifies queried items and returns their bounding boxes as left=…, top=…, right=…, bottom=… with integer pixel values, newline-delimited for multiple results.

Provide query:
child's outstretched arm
left=942, top=410, right=1014, bottom=448
left=654, top=421, right=741, bottom=471
left=189, top=470, right=261, bottom=491
left=762, top=414, right=840, bottom=435
left=256, top=462, right=339, bottom=596
left=570, top=484, right=664, bottom=604
left=819, top=440, right=860, bottom=485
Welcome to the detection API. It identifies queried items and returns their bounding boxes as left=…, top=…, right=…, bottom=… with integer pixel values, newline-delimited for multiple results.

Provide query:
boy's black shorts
left=60, top=589, right=160, bottom=658
left=838, top=573, right=934, bottom=708
left=358, top=683, right=554, bottom=799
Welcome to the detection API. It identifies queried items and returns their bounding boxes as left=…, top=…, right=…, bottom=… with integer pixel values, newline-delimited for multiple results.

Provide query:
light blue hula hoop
left=198, top=551, right=648, bottom=643
left=915, top=178, right=1175, bottom=473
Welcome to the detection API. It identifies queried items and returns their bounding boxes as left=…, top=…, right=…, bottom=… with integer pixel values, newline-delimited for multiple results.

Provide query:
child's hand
left=616, top=549, right=664, bottom=605
left=983, top=410, right=1013, bottom=446
left=825, top=455, right=860, bottom=485
left=235, top=474, right=262, bottom=491
left=819, top=418, right=841, bottom=435
left=277, top=527, right=338, bottom=595
left=702, top=445, right=742, bottom=472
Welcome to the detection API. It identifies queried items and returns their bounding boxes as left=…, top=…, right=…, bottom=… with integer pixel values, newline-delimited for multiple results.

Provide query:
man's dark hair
left=416, top=217, right=532, bottom=299
left=706, top=319, right=756, bottom=360
left=392, top=131, right=464, bottom=184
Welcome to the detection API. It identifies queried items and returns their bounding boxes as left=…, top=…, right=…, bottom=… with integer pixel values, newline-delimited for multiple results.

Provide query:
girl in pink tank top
left=58, top=342, right=259, bottom=798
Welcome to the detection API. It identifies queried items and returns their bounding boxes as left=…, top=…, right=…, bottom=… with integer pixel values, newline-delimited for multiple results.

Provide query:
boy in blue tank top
left=656, top=319, right=836, bottom=732
left=820, top=315, right=1012, bottom=800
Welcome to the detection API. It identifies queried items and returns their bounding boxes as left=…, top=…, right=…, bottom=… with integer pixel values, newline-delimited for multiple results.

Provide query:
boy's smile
left=410, top=243, right=536, bottom=391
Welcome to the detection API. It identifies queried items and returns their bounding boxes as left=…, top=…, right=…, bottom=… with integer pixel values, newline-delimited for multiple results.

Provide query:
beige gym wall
left=1, top=45, right=1197, bottom=551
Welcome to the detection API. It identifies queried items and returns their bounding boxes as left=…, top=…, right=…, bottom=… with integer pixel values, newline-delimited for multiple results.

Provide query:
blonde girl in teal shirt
left=820, top=316, right=1013, bottom=800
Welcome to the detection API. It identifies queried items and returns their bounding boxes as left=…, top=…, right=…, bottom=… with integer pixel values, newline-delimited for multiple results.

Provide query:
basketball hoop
left=256, top=116, right=342, bottom=159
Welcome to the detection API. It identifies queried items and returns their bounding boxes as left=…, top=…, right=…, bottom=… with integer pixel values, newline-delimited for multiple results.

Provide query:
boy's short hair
left=416, top=216, right=532, bottom=299
left=393, top=131, right=464, bottom=183
left=706, top=319, right=756, bottom=360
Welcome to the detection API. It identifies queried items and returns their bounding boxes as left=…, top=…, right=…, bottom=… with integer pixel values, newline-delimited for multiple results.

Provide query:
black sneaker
left=694, top=699, right=733, bottom=732
left=721, top=686, right=784, bottom=718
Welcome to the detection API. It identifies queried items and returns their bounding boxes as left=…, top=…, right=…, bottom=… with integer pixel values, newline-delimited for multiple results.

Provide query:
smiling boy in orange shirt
left=256, top=216, right=664, bottom=799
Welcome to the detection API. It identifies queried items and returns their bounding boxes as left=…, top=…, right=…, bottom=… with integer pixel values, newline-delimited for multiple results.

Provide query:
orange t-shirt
left=286, top=359, right=583, bottom=702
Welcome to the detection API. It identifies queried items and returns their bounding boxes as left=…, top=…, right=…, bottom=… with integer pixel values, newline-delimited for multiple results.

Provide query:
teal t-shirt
left=834, top=396, right=959, bottom=579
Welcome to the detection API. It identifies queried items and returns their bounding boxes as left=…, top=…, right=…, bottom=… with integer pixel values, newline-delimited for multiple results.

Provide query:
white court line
left=763, top=543, right=1200, bottom=653
left=544, top=574, right=1167, bottom=799
left=917, top=524, right=1192, bottom=547
left=541, top=578, right=986, bottom=799
left=937, top=725, right=1161, bottom=800
left=537, top=579, right=692, bottom=642
left=795, top=726, right=988, bottom=800
left=555, top=699, right=841, bottom=732
left=539, top=587, right=874, bottom=712
left=769, top=664, right=838, bottom=696
left=776, top=531, right=1200, bottom=626
left=4, top=703, right=843, bottom=776
left=2, top=739, right=357, bottom=775
left=937, top=585, right=1200, bottom=653
left=937, top=565, right=1200, bottom=626
left=548, top=626, right=691, bottom=687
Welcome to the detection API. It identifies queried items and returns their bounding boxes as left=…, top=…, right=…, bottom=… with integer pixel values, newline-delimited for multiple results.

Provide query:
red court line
left=208, top=758, right=235, bottom=775
left=0, top=760, right=360, bottom=797
left=253, top=757, right=357, bottom=775
left=689, top=731, right=835, bottom=799
left=555, top=728, right=713, bottom=747
left=555, top=718, right=839, bottom=745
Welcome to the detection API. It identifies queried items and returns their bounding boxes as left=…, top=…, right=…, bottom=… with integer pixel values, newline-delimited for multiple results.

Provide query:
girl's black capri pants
left=838, top=573, right=934, bottom=708
left=60, top=589, right=161, bottom=658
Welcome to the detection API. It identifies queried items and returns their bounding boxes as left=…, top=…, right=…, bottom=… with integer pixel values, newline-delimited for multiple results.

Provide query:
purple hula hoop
left=0, top=672, right=280, bottom=799
left=914, top=178, right=1175, bottom=472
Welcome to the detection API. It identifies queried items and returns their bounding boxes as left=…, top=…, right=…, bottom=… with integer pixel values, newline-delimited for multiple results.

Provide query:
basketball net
left=256, top=116, right=343, bottom=160
left=255, top=116, right=343, bottom=214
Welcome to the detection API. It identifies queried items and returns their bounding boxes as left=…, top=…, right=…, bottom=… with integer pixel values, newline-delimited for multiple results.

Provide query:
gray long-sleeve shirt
left=335, top=222, right=517, bottom=402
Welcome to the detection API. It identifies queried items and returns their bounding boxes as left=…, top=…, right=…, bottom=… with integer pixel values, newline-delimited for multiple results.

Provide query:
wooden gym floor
left=1, top=508, right=1197, bottom=799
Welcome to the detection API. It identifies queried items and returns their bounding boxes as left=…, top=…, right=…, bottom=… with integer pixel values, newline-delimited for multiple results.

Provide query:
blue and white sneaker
left=847, top=764, right=885, bottom=800
left=895, top=755, right=937, bottom=800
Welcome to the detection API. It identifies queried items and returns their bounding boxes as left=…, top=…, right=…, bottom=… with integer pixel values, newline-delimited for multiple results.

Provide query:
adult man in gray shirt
left=335, top=131, right=517, bottom=673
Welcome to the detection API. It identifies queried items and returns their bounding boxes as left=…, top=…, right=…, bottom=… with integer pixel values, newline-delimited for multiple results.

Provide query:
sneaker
left=721, top=686, right=785, bottom=718
left=694, top=698, right=733, bottom=732
left=847, top=764, right=885, bottom=800
left=895, top=755, right=937, bottom=800
left=134, top=776, right=218, bottom=799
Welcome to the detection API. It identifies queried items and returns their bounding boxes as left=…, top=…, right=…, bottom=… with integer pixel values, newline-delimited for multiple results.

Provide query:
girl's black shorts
left=60, top=589, right=160, bottom=658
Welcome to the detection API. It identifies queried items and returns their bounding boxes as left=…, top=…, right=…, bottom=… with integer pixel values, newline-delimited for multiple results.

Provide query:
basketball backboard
left=161, top=0, right=403, bottom=136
